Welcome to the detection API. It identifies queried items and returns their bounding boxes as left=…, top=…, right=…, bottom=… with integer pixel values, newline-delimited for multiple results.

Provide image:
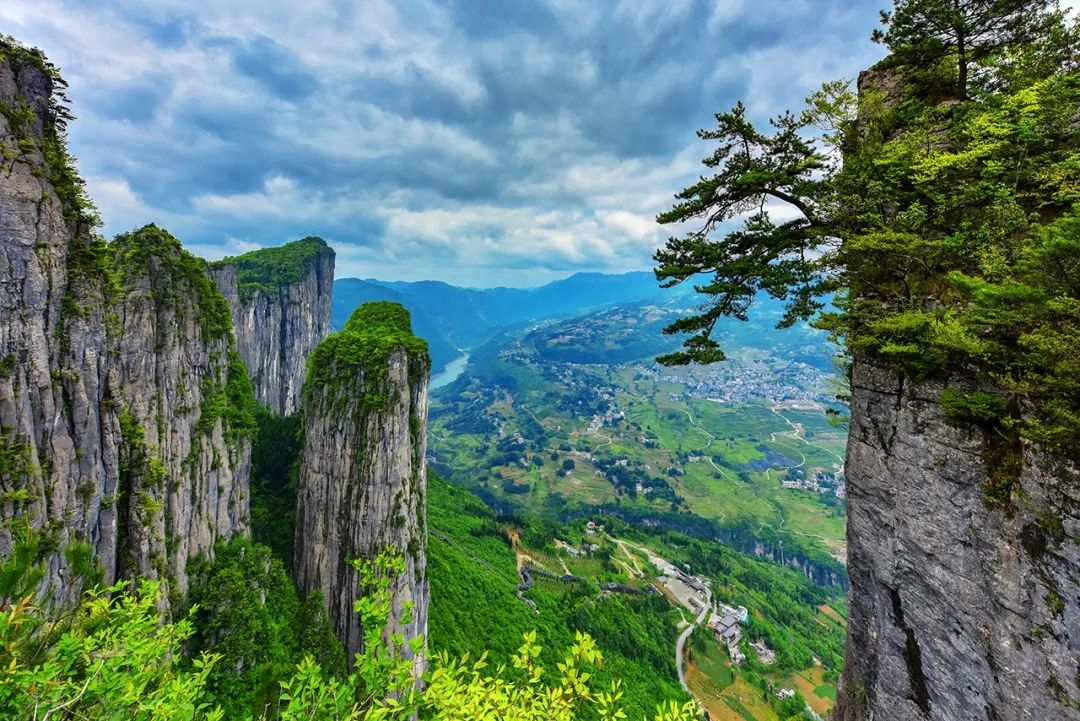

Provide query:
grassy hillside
left=428, top=303, right=847, bottom=582
left=427, top=474, right=689, bottom=719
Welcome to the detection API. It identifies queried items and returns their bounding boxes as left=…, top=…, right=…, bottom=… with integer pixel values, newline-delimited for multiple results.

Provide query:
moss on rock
left=304, top=302, right=428, bottom=409
left=210, top=236, right=333, bottom=302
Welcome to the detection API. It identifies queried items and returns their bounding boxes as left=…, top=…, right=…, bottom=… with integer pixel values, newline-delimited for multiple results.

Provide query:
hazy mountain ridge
left=333, top=270, right=671, bottom=372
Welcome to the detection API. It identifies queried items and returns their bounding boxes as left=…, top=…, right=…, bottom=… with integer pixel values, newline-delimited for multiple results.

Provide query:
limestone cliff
left=0, top=42, right=118, bottom=605
left=110, top=226, right=255, bottom=597
left=833, top=362, right=1080, bottom=721
left=0, top=42, right=254, bottom=605
left=831, top=61, right=1080, bottom=721
left=294, top=302, right=429, bottom=669
left=210, top=239, right=334, bottom=416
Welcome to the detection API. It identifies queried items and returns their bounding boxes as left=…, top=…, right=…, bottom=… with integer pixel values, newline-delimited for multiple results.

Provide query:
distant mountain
left=333, top=271, right=669, bottom=372
left=525, top=302, right=682, bottom=365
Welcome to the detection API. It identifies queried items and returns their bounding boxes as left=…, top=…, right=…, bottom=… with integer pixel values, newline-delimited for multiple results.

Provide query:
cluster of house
left=586, top=404, right=625, bottom=433
left=781, top=467, right=846, bottom=498
left=707, top=604, right=750, bottom=664
left=562, top=542, right=601, bottom=558
left=584, top=520, right=606, bottom=535
left=706, top=603, right=779, bottom=668
left=635, top=358, right=833, bottom=407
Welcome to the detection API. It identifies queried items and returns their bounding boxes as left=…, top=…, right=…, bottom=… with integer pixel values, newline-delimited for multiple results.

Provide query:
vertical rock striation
left=210, top=239, right=334, bottom=416
left=834, top=361, right=1080, bottom=721
left=0, top=42, right=255, bottom=606
left=0, top=42, right=119, bottom=605
left=294, top=302, right=429, bottom=669
left=110, top=226, right=255, bottom=598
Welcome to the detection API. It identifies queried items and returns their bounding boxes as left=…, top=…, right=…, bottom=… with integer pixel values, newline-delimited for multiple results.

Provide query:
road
left=605, top=533, right=713, bottom=695
left=675, top=584, right=711, bottom=693
left=681, top=409, right=739, bottom=482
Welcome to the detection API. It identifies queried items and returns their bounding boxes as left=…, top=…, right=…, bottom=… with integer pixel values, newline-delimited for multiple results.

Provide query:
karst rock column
left=294, top=302, right=429, bottom=670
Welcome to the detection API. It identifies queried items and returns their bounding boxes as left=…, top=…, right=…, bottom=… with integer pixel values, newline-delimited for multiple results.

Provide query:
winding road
left=680, top=409, right=740, bottom=483
left=675, top=585, right=711, bottom=694
left=768, top=405, right=844, bottom=463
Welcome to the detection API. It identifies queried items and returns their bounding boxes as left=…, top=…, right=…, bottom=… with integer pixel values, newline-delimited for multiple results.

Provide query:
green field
left=429, top=333, right=848, bottom=575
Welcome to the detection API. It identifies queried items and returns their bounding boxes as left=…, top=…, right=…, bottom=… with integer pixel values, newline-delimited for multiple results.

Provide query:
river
left=430, top=353, right=469, bottom=390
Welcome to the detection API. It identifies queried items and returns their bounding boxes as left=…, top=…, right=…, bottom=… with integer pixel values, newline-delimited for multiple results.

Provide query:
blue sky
left=0, top=0, right=897, bottom=286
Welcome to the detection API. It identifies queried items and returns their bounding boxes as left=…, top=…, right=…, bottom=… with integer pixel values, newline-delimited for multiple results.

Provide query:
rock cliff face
left=109, top=227, right=255, bottom=597
left=294, top=302, right=429, bottom=669
left=0, top=44, right=118, bottom=605
left=210, top=239, right=334, bottom=416
left=0, top=44, right=254, bottom=606
left=834, top=361, right=1080, bottom=721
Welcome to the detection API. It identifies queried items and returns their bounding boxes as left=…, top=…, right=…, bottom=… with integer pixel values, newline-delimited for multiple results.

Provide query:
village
left=633, top=355, right=834, bottom=408
left=567, top=521, right=810, bottom=715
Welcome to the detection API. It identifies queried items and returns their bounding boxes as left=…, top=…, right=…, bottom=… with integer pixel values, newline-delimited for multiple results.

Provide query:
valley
left=416, top=291, right=850, bottom=720
left=427, top=300, right=848, bottom=579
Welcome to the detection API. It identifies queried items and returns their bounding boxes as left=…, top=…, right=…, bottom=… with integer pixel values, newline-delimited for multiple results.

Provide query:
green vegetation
left=0, top=428, right=34, bottom=492
left=0, top=527, right=699, bottom=721
left=188, top=539, right=345, bottom=719
left=112, top=224, right=235, bottom=341
left=870, top=0, right=1061, bottom=98
left=427, top=472, right=846, bottom=720
left=212, top=237, right=333, bottom=302
left=653, top=4, right=1080, bottom=467
left=196, top=351, right=260, bottom=445
left=250, top=409, right=303, bottom=567
left=117, top=407, right=164, bottom=531
left=651, top=530, right=845, bottom=672
left=306, top=302, right=429, bottom=407
left=427, top=474, right=690, bottom=720
left=0, top=35, right=98, bottom=232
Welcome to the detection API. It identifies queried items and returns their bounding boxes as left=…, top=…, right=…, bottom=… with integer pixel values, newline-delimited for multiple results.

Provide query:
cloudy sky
left=1, top=1, right=896, bottom=286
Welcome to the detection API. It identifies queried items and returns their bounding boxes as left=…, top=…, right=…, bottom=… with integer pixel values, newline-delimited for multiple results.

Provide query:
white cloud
left=0, top=0, right=888, bottom=287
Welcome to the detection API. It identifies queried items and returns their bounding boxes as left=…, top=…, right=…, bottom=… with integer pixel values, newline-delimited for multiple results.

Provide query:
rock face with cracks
left=833, top=361, right=1080, bottom=721
left=294, top=302, right=429, bottom=670
left=210, top=238, right=334, bottom=417
left=0, top=44, right=253, bottom=608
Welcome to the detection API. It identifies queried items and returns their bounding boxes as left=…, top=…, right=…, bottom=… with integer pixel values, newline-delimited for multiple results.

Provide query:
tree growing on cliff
left=872, top=0, right=1064, bottom=97
left=654, top=5, right=1080, bottom=461
left=652, top=85, right=853, bottom=365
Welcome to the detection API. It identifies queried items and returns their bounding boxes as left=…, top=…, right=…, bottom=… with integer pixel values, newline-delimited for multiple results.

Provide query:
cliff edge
left=0, top=41, right=255, bottom=607
left=834, top=361, right=1079, bottom=720
left=211, top=238, right=334, bottom=416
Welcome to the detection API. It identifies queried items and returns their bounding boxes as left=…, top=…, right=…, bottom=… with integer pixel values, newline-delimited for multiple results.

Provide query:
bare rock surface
left=834, top=360, right=1080, bottom=721
left=210, top=240, right=334, bottom=416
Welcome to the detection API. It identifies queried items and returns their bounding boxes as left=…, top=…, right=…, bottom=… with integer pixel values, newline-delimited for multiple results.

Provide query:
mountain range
left=333, top=271, right=676, bottom=372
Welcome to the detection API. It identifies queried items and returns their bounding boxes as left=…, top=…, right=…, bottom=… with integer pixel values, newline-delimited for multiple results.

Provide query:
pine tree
left=872, top=0, right=1062, bottom=97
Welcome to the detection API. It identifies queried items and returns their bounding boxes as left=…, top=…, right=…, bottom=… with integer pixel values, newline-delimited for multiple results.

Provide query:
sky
left=3, top=1, right=902, bottom=286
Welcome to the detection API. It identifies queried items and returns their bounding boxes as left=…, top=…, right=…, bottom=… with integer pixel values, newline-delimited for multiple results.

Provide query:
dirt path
left=680, top=409, right=740, bottom=483
left=590, top=429, right=613, bottom=448
left=769, top=406, right=844, bottom=463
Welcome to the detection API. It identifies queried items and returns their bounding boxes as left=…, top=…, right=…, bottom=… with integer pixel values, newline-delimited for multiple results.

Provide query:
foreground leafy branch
left=0, top=539, right=701, bottom=721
